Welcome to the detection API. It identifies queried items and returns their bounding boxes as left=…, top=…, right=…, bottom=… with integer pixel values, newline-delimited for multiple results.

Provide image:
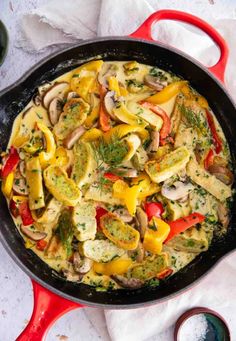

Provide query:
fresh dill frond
left=93, top=134, right=128, bottom=167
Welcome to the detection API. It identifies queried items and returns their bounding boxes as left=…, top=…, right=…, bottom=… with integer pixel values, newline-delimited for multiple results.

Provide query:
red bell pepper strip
left=96, top=207, right=108, bottom=229
left=36, top=239, right=47, bottom=251
left=204, top=148, right=214, bottom=170
left=145, top=202, right=164, bottom=221
left=206, top=110, right=222, bottom=154
left=9, top=199, right=19, bottom=218
left=104, top=172, right=121, bottom=182
left=141, top=102, right=171, bottom=145
left=1, top=146, right=20, bottom=178
left=157, top=268, right=173, bottom=279
left=99, top=85, right=112, bottom=132
left=165, top=212, right=205, bottom=243
left=19, top=201, right=34, bottom=226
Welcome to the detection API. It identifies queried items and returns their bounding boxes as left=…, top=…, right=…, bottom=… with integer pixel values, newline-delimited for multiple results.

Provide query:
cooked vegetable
left=161, top=180, right=194, bottom=201
left=94, top=258, right=132, bottom=276
left=1, top=146, right=20, bottom=178
left=206, top=110, right=222, bottom=154
left=141, top=102, right=171, bottom=144
left=143, top=217, right=170, bottom=254
left=19, top=200, right=34, bottom=226
left=26, top=157, right=45, bottom=210
left=2, top=59, right=233, bottom=289
left=2, top=172, right=14, bottom=197
left=44, top=165, right=81, bottom=206
left=21, top=225, right=47, bottom=241
left=207, top=164, right=234, bottom=185
left=42, top=82, right=69, bottom=109
left=144, top=81, right=187, bottom=104
left=145, top=146, right=190, bottom=183
left=165, top=212, right=205, bottom=243
left=82, top=239, right=125, bottom=262
left=37, top=122, right=56, bottom=168
left=100, top=212, right=140, bottom=250
left=63, top=126, right=86, bottom=149
left=144, top=202, right=164, bottom=221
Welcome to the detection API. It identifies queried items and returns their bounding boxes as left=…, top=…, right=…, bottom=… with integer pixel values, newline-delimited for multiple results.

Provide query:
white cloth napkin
left=17, top=1, right=236, bottom=340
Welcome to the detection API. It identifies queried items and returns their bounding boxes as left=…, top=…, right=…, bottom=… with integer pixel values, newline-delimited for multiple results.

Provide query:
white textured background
left=0, top=1, right=236, bottom=340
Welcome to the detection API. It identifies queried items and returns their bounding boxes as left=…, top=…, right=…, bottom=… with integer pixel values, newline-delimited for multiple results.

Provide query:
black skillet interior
left=0, top=38, right=236, bottom=308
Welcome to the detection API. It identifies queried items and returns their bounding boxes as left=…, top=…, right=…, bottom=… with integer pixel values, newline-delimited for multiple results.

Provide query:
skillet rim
left=0, top=36, right=236, bottom=308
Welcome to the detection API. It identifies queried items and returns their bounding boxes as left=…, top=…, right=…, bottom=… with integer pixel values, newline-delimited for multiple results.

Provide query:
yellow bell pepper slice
left=12, top=134, right=30, bottom=148
left=112, top=102, right=147, bottom=126
left=2, top=171, right=14, bottom=198
left=93, top=258, right=132, bottom=276
left=123, top=134, right=141, bottom=161
left=145, top=81, right=187, bottom=104
left=71, top=75, right=95, bottom=102
left=143, top=217, right=170, bottom=254
left=80, top=128, right=103, bottom=142
left=181, top=84, right=209, bottom=109
left=113, top=180, right=141, bottom=216
left=120, top=86, right=128, bottom=97
left=12, top=195, right=28, bottom=203
left=104, top=124, right=149, bottom=142
left=51, top=147, right=69, bottom=167
left=100, top=212, right=140, bottom=250
left=44, top=165, right=81, bottom=206
left=123, top=61, right=140, bottom=75
left=26, top=157, right=45, bottom=210
left=131, top=173, right=160, bottom=199
left=84, top=103, right=100, bottom=129
left=108, top=76, right=121, bottom=97
left=72, top=60, right=104, bottom=75
left=37, top=122, right=56, bottom=168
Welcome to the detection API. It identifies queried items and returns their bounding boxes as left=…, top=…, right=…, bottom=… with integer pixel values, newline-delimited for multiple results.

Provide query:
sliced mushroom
left=147, top=131, right=160, bottom=153
left=63, top=126, right=86, bottom=149
left=144, top=75, right=167, bottom=91
left=73, top=252, right=93, bottom=274
left=98, top=64, right=117, bottom=88
left=13, top=177, right=28, bottom=195
left=208, top=165, right=234, bottom=185
left=113, top=208, right=133, bottom=223
left=67, top=91, right=79, bottom=100
left=217, top=202, right=230, bottom=229
left=161, top=180, right=194, bottom=201
left=42, top=82, right=69, bottom=109
left=135, top=207, right=148, bottom=239
left=104, top=91, right=116, bottom=119
left=111, top=275, right=144, bottom=289
left=115, top=168, right=138, bottom=178
left=48, top=97, right=63, bottom=125
left=38, top=82, right=52, bottom=96
left=22, top=106, right=33, bottom=119
left=32, top=93, right=41, bottom=106
left=62, top=269, right=82, bottom=282
left=20, top=225, right=47, bottom=241
left=128, top=242, right=144, bottom=263
left=19, top=161, right=26, bottom=178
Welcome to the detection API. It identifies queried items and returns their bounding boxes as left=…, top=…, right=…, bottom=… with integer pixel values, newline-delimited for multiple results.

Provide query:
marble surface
left=0, top=1, right=236, bottom=341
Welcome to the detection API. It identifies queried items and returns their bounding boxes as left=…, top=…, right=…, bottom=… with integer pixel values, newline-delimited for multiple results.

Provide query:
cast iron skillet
left=0, top=10, right=235, bottom=341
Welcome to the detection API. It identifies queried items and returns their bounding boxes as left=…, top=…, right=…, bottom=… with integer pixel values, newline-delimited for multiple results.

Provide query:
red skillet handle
left=130, top=10, right=229, bottom=83
left=16, top=280, right=81, bottom=341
